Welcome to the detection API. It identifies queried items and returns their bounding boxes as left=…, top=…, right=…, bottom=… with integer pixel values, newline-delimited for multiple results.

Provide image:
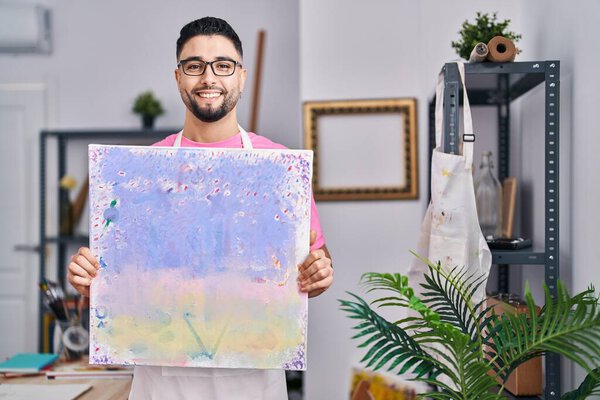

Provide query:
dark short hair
left=176, top=17, right=243, bottom=60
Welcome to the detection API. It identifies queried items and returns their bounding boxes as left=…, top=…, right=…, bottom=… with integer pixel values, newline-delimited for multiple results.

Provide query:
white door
left=0, top=84, right=46, bottom=359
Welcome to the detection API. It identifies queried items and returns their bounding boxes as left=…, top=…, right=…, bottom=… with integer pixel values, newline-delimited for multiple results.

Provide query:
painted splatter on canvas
left=88, top=145, right=312, bottom=370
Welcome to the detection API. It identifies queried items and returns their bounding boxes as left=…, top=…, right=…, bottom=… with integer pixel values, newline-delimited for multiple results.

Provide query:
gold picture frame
left=304, top=98, right=418, bottom=201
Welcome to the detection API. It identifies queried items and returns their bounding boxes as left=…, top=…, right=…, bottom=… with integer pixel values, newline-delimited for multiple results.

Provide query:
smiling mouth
left=195, top=89, right=223, bottom=99
left=198, top=92, right=221, bottom=99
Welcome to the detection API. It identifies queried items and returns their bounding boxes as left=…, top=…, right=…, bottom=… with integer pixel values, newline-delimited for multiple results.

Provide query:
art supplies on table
left=39, top=279, right=89, bottom=360
left=39, top=279, right=69, bottom=322
left=0, top=353, right=59, bottom=373
left=46, top=361, right=133, bottom=380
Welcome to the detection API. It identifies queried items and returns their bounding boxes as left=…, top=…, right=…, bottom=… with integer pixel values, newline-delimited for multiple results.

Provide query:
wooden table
left=0, top=374, right=132, bottom=399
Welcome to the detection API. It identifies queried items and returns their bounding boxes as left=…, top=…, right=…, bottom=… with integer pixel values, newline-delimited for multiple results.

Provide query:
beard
left=181, top=85, right=241, bottom=123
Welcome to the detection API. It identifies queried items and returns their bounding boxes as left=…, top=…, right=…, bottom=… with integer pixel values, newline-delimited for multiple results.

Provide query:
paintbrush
left=39, top=280, right=69, bottom=321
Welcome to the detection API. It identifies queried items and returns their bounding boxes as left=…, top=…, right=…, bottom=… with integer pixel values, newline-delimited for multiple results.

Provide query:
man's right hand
left=67, top=247, right=100, bottom=297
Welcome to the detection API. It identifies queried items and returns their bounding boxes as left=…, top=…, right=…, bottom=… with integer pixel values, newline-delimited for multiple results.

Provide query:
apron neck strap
left=173, top=124, right=253, bottom=149
left=434, top=61, right=474, bottom=167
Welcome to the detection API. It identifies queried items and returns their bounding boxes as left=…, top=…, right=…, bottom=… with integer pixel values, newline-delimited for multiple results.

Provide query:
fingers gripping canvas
left=88, top=145, right=312, bottom=370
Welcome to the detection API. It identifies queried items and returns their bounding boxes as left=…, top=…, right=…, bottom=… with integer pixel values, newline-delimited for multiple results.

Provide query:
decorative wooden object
left=502, top=177, right=517, bottom=238
left=249, top=30, right=266, bottom=133
left=72, top=177, right=89, bottom=228
left=487, top=36, right=517, bottom=62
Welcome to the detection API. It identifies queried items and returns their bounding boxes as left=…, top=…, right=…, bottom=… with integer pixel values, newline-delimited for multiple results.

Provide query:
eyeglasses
left=178, top=58, right=242, bottom=77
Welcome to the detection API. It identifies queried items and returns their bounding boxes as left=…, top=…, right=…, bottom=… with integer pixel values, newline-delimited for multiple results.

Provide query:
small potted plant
left=132, top=90, right=165, bottom=129
left=451, top=12, right=522, bottom=61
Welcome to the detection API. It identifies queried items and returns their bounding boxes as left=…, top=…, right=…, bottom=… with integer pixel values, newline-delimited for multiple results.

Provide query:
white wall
left=0, top=0, right=300, bottom=147
left=520, top=0, right=600, bottom=392
left=301, top=1, right=525, bottom=399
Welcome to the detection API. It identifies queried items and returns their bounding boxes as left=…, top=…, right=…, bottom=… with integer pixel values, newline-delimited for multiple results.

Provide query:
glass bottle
left=475, top=151, right=503, bottom=239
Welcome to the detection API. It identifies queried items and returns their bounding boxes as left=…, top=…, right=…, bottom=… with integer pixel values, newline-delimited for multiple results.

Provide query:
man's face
left=175, top=35, right=247, bottom=123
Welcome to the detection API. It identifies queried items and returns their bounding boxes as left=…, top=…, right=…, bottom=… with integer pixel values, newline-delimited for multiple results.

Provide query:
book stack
left=0, top=353, right=59, bottom=378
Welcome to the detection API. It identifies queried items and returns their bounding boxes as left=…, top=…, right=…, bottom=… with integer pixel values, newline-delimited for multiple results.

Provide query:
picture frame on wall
left=304, top=98, right=418, bottom=201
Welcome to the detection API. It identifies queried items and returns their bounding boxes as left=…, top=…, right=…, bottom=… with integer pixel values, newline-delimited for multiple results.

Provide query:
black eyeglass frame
left=177, top=58, right=243, bottom=77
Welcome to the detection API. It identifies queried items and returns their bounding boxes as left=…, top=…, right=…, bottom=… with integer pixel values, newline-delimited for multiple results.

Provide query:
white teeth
left=198, top=92, right=221, bottom=98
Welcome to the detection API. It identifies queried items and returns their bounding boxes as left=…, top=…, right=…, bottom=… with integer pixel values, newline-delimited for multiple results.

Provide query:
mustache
left=193, top=85, right=225, bottom=92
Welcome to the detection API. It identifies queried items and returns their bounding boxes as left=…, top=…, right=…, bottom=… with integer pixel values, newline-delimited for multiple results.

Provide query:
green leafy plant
left=339, top=253, right=600, bottom=399
left=132, top=90, right=165, bottom=118
left=451, top=12, right=522, bottom=60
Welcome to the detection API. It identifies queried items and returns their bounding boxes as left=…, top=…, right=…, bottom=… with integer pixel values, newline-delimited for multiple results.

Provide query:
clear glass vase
left=475, top=151, right=503, bottom=239
left=54, top=319, right=89, bottom=361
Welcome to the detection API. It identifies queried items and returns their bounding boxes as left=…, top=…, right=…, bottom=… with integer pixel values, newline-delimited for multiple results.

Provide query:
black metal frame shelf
left=429, top=61, right=560, bottom=400
left=491, top=248, right=545, bottom=265
left=38, top=128, right=179, bottom=352
left=502, top=389, right=542, bottom=400
left=46, top=235, right=90, bottom=245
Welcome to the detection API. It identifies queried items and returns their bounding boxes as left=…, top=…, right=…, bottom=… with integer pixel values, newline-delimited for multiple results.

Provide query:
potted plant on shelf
left=340, top=254, right=600, bottom=399
left=132, top=90, right=165, bottom=129
left=451, top=12, right=522, bottom=61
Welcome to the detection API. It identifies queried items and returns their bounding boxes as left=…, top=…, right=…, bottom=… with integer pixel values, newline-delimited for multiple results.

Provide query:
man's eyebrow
left=179, top=56, right=238, bottom=62
left=180, top=56, right=203, bottom=62
left=213, top=56, right=238, bottom=62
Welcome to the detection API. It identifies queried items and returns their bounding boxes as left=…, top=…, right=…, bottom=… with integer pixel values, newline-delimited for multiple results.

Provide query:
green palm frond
left=339, top=292, right=435, bottom=378
left=420, top=262, right=490, bottom=342
left=489, top=281, right=600, bottom=381
left=417, top=322, right=499, bottom=400
left=360, top=272, right=413, bottom=308
left=340, top=291, right=499, bottom=399
left=561, top=366, right=600, bottom=400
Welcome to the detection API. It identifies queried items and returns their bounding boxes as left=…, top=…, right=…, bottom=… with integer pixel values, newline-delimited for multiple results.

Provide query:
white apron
left=408, top=62, right=491, bottom=305
left=129, top=126, right=288, bottom=400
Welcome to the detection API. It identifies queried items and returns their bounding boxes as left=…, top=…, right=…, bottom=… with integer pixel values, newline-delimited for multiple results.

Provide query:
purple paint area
left=282, top=344, right=306, bottom=370
left=88, top=145, right=312, bottom=369
left=92, top=147, right=311, bottom=281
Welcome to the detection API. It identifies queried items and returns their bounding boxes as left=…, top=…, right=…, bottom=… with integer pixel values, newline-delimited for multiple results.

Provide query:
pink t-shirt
left=153, top=131, right=325, bottom=250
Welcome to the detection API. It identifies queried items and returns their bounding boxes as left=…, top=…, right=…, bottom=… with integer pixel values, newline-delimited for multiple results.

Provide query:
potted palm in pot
left=340, top=254, right=600, bottom=399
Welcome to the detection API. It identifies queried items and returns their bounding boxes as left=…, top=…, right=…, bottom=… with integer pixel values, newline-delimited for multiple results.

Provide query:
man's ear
left=239, top=67, right=248, bottom=93
left=174, top=67, right=181, bottom=86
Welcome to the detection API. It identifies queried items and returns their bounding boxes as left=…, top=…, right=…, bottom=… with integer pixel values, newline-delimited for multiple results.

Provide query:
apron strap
left=457, top=62, right=474, bottom=167
left=434, top=61, right=474, bottom=168
left=173, top=124, right=254, bottom=149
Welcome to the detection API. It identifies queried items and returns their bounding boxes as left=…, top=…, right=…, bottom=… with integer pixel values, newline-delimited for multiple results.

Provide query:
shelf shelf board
left=430, top=61, right=555, bottom=106
left=492, top=248, right=545, bottom=265
left=46, top=235, right=89, bottom=245
left=464, top=61, right=551, bottom=75
left=501, top=390, right=541, bottom=400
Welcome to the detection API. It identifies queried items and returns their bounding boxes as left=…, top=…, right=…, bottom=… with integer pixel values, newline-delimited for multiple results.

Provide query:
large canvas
left=88, top=144, right=312, bottom=370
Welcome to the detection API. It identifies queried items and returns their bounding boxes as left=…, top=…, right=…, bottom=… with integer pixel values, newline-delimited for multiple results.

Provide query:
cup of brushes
left=39, top=279, right=89, bottom=360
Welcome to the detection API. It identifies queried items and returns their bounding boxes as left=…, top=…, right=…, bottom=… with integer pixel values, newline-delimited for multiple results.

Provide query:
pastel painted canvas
left=88, top=144, right=312, bottom=370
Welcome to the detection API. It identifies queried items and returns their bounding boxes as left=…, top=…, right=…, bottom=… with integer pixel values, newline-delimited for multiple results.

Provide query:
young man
left=67, top=17, right=333, bottom=399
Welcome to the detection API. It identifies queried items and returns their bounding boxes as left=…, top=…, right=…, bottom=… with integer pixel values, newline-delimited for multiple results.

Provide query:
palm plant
left=339, top=254, right=600, bottom=399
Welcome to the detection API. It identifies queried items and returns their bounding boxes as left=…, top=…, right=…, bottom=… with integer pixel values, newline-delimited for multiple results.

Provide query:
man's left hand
left=298, top=230, right=333, bottom=298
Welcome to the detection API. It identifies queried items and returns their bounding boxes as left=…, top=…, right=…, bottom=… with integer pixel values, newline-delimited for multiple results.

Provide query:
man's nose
left=200, top=64, right=218, bottom=84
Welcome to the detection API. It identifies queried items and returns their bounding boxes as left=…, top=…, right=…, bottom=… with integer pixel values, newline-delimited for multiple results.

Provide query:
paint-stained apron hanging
left=408, top=62, right=491, bottom=305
